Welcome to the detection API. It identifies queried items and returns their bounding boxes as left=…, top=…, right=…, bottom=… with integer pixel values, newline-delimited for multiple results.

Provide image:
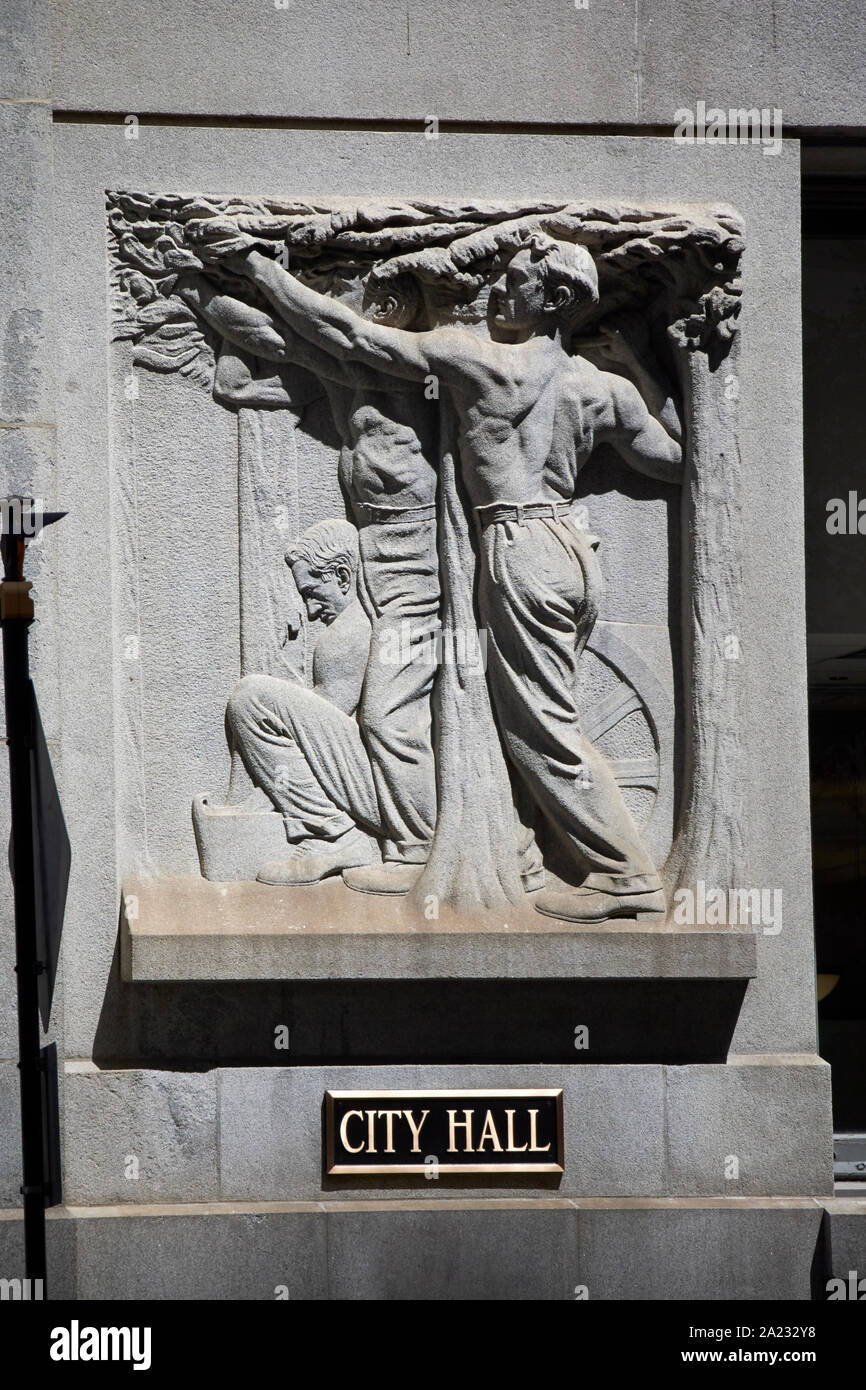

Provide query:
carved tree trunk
left=410, top=408, right=525, bottom=912
left=664, top=344, right=744, bottom=900
left=237, top=407, right=301, bottom=678
left=227, top=406, right=301, bottom=804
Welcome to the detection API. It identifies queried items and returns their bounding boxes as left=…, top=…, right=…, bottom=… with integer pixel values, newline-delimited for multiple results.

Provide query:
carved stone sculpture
left=227, top=518, right=381, bottom=885
left=109, top=193, right=744, bottom=923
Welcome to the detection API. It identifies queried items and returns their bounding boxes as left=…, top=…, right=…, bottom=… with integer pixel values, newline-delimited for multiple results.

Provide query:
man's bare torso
left=325, top=385, right=437, bottom=511
left=447, top=338, right=613, bottom=509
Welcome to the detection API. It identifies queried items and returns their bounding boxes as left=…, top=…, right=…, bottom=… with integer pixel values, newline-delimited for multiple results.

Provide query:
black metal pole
left=1, top=543, right=46, bottom=1287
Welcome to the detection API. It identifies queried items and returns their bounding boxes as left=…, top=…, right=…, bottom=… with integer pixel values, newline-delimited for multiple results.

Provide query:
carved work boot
left=534, top=885, right=666, bottom=923
left=256, top=827, right=376, bottom=886
left=342, top=861, right=424, bottom=895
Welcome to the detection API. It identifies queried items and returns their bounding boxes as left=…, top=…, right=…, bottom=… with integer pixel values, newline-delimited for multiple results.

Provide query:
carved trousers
left=477, top=515, right=659, bottom=891
left=356, top=516, right=440, bottom=863
left=226, top=674, right=382, bottom=844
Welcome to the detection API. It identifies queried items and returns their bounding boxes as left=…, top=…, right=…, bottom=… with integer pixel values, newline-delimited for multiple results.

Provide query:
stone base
left=59, top=1058, right=833, bottom=1206
left=120, top=874, right=759, bottom=983
left=192, top=794, right=289, bottom=881
left=1, top=1197, right=862, bottom=1300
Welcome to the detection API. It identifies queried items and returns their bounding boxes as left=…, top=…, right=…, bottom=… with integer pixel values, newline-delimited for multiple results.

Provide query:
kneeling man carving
left=227, top=519, right=383, bottom=884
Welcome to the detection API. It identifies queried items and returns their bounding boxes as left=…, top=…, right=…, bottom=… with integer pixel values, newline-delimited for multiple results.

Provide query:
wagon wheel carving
left=578, top=622, right=676, bottom=870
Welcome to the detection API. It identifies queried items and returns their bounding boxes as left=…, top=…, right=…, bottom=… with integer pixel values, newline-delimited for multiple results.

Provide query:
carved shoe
left=256, top=827, right=376, bottom=886
left=534, top=886, right=666, bottom=923
left=342, top=861, right=423, bottom=895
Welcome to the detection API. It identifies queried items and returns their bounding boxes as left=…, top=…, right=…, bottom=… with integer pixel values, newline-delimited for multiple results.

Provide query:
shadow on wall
left=92, top=932, right=746, bottom=1068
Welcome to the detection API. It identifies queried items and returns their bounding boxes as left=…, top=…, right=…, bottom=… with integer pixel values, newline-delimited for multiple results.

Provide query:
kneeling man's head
left=285, top=518, right=359, bottom=625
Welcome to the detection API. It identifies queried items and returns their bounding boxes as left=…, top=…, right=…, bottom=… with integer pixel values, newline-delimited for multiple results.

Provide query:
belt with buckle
left=474, top=500, right=575, bottom=529
left=355, top=501, right=437, bottom=527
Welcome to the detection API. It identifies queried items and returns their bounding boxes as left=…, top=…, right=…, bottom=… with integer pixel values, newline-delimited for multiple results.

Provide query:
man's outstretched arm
left=174, top=271, right=408, bottom=393
left=187, top=222, right=474, bottom=385
left=598, top=373, right=683, bottom=485
left=234, top=250, right=442, bottom=382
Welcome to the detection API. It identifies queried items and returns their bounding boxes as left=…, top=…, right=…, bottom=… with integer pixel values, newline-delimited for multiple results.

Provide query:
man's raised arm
left=598, top=372, right=683, bottom=485
left=188, top=221, right=451, bottom=384
left=173, top=270, right=407, bottom=394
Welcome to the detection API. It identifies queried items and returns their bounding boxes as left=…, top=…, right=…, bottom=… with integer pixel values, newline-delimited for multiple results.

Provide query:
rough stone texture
left=639, top=2, right=865, bottom=129
left=577, top=1205, right=823, bottom=1300
left=50, top=1, right=866, bottom=129
left=825, top=1208, right=866, bottom=1291
left=3, top=1198, right=861, bottom=1300
left=211, top=1061, right=830, bottom=1204
left=325, top=1205, right=580, bottom=1300
left=0, top=0, right=51, bottom=99
left=219, top=1064, right=669, bottom=1201
left=113, top=368, right=240, bottom=879
left=0, top=1210, right=76, bottom=1300
left=0, top=102, right=55, bottom=426
left=75, top=1208, right=329, bottom=1301
left=51, top=0, right=637, bottom=124
left=62, top=1065, right=218, bottom=1205
left=0, top=1062, right=22, bottom=1207
left=665, top=1059, right=835, bottom=1196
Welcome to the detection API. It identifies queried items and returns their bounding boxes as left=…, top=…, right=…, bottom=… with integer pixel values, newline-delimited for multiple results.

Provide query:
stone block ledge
left=120, top=875, right=758, bottom=983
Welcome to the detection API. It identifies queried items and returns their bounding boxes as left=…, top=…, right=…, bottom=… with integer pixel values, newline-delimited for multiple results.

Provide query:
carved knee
left=226, top=674, right=268, bottom=733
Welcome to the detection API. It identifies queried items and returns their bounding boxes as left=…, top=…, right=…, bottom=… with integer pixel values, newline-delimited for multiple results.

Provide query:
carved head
left=285, top=519, right=359, bottom=625
left=489, top=234, right=599, bottom=340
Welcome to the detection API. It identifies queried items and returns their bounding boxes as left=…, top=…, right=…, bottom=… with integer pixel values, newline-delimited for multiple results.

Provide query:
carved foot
left=256, top=827, right=376, bottom=886
left=534, top=886, right=666, bottom=923
left=341, top=861, right=424, bottom=896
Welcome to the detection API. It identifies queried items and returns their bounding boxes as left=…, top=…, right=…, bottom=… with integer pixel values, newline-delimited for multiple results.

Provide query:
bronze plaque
left=325, top=1088, right=564, bottom=1175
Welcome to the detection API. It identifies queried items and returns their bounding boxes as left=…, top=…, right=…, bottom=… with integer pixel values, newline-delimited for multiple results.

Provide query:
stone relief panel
left=108, top=193, right=743, bottom=923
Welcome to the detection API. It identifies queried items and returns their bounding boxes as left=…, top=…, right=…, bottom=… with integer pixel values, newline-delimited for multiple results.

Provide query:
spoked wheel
left=576, top=622, right=675, bottom=867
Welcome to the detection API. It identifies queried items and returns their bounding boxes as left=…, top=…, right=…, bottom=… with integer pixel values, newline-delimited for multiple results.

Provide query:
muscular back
left=323, top=382, right=438, bottom=511
left=345, top=393, right=437, bottom=506
left=451, top=344, right=612, bottom=508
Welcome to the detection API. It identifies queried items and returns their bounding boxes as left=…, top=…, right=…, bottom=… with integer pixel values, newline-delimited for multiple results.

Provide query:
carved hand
left=162, top=245, right=205, bottom=275
left=187, top=218, right=263, bottom=272
left=582, top=313, right=648, bottom=370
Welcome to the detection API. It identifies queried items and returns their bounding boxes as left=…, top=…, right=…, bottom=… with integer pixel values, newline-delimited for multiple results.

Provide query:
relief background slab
left=47, top=127, right=810, bottom=1062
